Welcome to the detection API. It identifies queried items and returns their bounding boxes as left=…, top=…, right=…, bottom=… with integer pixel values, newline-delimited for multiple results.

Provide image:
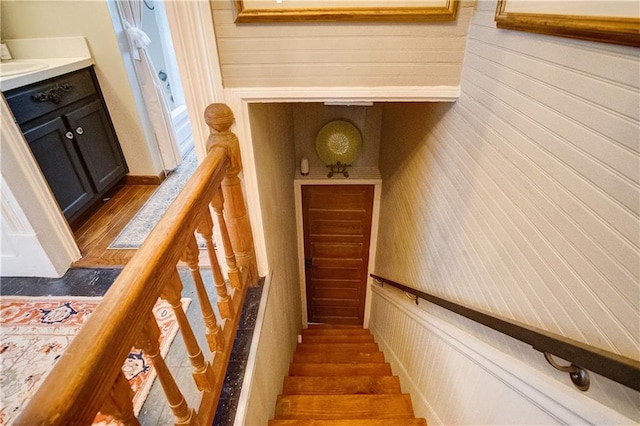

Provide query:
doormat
left=108, top=149, right=204, bottom=249
left=0, top=296, right=190, bottom=424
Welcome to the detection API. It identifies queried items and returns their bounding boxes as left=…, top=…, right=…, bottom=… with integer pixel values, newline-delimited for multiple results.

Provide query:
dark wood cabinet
left=4, top=67, right=127, bottom=222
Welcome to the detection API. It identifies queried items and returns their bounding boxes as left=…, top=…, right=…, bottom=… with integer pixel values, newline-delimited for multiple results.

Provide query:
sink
left=0, top=60, right=49, bottom=77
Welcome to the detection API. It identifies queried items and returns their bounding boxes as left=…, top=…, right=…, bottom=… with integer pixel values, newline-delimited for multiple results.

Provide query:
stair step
left=297, top=343, right=380, bottom=353
left=274, top=394, right=415, bottom=420
left=289, top=363, right=392, bottom=377
left=269, top=420, right=427, bottom=426
left=302, top=328, right=372, bottom=336
left=307, top=324, right=362, bottom=329
left=293, top=351, right=385, bottom=364
left=282, top=376, right=402, bottom=395
left=302, top=335, right=375, bottom=344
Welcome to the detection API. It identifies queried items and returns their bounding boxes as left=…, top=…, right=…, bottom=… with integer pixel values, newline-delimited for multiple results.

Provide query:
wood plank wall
left=373, top=0, right=639, bottom=423
left=209, top=1, right=476, bottom=87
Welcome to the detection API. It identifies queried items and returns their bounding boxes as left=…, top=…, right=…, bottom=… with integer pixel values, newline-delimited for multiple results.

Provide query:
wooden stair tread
left=302, top=335, right=375, bottom=344
left=289, top=363, right=392, bottom=376
left=297, top=343, right=380, bottom=353
left=307, top=324, right=363, bottom=329
left=302, top=328, right=372, bottom=336
left=274, top=394, right=415, bottom=420
left=293, top=351, right=385, bottom=364
left=269, top=420, right=427, bottom=426
left=282, top=376, right=402, bottom=395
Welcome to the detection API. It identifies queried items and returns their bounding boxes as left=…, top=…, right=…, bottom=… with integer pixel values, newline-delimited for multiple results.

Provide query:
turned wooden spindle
left=161, top=270, right=214, bottom=392
left=181, top=235, right=224, bottom=352
left=210, top=188, right=242, bottom=290
left=197, top=213, right=234, bottom=319
left=99, top=371, right=140, bottom=426
left=205, top=103, right=259, bottom=285
left=136, top=315, right=197, bottom=426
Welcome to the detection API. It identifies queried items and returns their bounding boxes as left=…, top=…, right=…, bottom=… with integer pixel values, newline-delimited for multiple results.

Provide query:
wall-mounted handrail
left=371, top=274, right=640, bottom=392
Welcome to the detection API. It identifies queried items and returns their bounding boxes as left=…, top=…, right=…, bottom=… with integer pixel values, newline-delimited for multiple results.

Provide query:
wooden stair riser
left=302, top=335, right=375, bottom=344
left=296, top=343, right=380, bottom=353
left=307, top=324, right=363, bottom=329
left=274, top=394, right=415, bottom=420
left=289, top=363, right=392, bottom=377
left=282, top=376, right=402, bottom=395
left=269, top=420, right=427, bottom=426
left=293, top=351, right=385, bottom=364
left=301, top=328, right=373, bottom=336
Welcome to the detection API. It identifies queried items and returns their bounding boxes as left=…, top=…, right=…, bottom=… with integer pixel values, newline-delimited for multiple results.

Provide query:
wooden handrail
left=371, top=274, right=640, bottom=392
left=15, top=103, right=258, bottom=425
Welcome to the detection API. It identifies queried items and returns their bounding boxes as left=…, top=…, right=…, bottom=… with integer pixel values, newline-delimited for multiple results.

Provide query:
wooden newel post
left=204, top=103, right=259, bottom=285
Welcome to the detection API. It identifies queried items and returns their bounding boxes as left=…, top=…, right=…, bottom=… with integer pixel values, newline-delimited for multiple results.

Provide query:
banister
left=370, top=273, right=640, bottom=392
left=15, top=103, right=257, bottom=425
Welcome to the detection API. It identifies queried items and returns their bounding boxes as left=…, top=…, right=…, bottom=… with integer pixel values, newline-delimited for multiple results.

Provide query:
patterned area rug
left=0, top=296, right=189, bottom=424
left=109, top=149, right=199, bottom=249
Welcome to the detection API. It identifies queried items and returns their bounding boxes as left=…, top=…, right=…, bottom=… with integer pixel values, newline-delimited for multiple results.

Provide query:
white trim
left=224, top=85, right=460, bottom=283
left=163, top=0, right=225, bottom=161
left=233, top=270, right=273, bottom=426
left=369, top=284, right=636, bottom=426
left=0, top=98, right=79, bottom=277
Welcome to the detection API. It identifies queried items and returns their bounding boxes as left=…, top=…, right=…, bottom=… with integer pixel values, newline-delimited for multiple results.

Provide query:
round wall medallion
left=315, top=120, right=362, bottom=165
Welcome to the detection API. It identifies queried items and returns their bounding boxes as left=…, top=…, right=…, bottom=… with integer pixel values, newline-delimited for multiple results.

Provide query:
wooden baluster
left=205, top=103, right=259, bottom=285
left=210, top=188, right=242, bottom=290
left=181, top=235, right=224, bottom=352
left=197, top=212, right=234, bottom=320
left=136, top=315, right=198, bottom=426
left=99, top=371, right=140, bottom=426
left=161, top=269, right=214, bottom=392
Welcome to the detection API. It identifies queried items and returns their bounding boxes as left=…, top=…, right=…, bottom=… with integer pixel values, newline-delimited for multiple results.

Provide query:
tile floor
left=0, top=268, right=263, bottom=425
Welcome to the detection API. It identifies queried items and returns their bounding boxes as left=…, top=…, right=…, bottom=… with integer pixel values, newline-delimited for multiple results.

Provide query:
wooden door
left=302, top=184, right=375, bottom=325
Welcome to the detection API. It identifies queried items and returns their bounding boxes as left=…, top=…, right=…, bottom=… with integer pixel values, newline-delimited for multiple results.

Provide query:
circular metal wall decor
left=315, top=119, right=362, bottom=177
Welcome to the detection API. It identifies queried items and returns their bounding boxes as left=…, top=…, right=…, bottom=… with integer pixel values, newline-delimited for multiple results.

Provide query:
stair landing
left=270, top=325, right=427, bottom=425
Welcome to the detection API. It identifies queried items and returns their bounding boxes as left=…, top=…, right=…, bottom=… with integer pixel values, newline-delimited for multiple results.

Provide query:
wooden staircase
left=269, top=325, right=427, bottom=425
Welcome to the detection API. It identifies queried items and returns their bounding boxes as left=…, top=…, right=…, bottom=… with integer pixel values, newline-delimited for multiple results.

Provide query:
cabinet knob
left=75, top=127, right=84, bottom=135
left=65, top=131, right=74, bottom=140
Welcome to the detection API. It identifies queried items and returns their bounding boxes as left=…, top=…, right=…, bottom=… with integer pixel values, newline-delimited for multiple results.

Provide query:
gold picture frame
left=495, top=0, right=640, bottom=47
left=233, top=0, right=458, bottom=23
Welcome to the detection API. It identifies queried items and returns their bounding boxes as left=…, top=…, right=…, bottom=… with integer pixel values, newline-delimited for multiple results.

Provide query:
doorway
left=302, top=184, right=375, bottom=325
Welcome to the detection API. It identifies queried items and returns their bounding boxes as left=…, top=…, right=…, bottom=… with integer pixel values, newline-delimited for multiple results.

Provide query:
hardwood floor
left=72, top=184, right=156, bottom=267
left=72, top=183, right=212, bottom=268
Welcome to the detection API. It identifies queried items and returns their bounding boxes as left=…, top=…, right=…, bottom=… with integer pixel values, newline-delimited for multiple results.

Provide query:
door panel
left=311, top=242, right=363, bottom=258
left=23, top=117, right=96, bottom=220
left=67, top=99, right=126, bottom=193
left=303, top=184, right=374, bottom=325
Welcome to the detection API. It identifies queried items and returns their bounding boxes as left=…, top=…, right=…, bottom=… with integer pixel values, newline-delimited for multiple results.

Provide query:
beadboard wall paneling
left=209, top=1, right=475, bottom=87
left=369, top=285, right=636, bottom=426
left=374, top=0, right=639, bottom=422
left=240, top=103, right=302, bottom=425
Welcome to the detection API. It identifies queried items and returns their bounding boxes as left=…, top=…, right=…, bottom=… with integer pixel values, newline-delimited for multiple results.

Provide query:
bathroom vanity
left=4, top=66, right=127, bottom=222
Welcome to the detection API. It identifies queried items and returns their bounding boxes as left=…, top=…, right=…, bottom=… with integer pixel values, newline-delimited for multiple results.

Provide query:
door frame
left=295, top=173, right=382, bottom=329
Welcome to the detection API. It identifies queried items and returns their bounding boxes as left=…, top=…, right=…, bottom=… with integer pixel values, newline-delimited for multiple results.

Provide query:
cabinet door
left=23, top=117, right=97, bottom=220
left=66, top=99, right=126, bottom=193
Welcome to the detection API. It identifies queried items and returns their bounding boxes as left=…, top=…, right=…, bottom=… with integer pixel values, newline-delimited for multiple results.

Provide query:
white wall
left=1, top=0, right=160, bottom=175
left=240, top=103, right=303, bottom=424
left=210, top=0, right=475, bottom=87
left=372, top=0, right=639, bottom=423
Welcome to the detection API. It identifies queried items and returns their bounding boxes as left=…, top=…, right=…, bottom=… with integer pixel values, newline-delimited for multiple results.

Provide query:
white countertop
left=0, top=57, right=94, bottom=91
left=0, top=37, right=94, bottom=92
